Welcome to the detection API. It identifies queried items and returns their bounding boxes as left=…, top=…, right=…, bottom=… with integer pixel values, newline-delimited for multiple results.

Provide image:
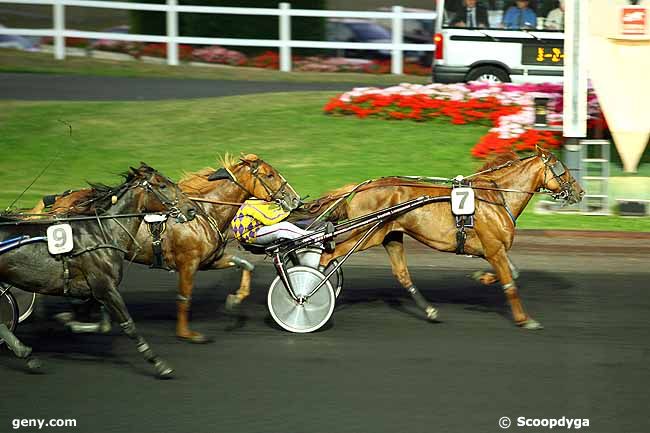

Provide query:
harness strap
left=61, top=256, right=71, bottom=295
left=147, top=220, right=167, bottom=269
left=455, top=218, right=467, bottom=255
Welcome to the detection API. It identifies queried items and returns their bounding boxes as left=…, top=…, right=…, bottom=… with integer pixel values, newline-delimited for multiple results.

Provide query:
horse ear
left=535, top=145, right=546, bottom=157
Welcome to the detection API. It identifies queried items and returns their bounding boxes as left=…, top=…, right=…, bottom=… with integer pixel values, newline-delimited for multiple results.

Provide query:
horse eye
left=159, top=184, right=166, bottom=189
left=267, top=173, right=274, bottom=179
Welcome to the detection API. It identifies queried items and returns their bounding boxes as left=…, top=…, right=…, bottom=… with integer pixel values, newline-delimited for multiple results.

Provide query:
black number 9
left=53, top=227, right=67, bottom=248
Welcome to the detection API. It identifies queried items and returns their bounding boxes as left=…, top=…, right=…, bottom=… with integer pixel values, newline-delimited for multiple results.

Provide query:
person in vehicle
left=544, top=0, right=565, bottom=30
left=450, top=0, right=489, bottom=28
left=503, top=0, right=537, bottom=29
left=231, top=198, right=311, bottom=245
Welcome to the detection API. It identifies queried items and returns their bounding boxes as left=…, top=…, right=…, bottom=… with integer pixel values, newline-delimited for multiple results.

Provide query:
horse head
left=126, top=163, right=197, bottom=222
left=536, top=146, right=584, bottom=205
left=211, top=154, right=301, bottom=211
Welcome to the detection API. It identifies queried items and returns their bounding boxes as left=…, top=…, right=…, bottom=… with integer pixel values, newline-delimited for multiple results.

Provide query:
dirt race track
left=2, top=234, right=649, bottom=433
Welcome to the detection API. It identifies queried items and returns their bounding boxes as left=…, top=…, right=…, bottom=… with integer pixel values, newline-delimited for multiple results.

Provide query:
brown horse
left=28, top=154, right=300, bottom=342
left=312, top=146, right=583, bottom=329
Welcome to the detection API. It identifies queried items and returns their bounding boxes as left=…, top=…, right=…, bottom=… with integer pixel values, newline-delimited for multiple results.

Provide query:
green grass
left=0, top=49, right=430, bottom=85
left=1, top=93, right=648, bottom=232
left=518, top=210, right=650, bottom=232
left=0, top=92, right=484, bottom=205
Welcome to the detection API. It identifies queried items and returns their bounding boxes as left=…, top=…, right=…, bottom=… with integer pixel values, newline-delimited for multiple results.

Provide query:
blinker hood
left=208, top=168, right=233, bottom=182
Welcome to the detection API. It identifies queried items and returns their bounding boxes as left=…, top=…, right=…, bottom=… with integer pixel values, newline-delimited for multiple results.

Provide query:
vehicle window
left=338, top=24, right=356, bottom=41
left=404, top=20, right=429, bottom=37
left=348, top=22, right=391, bottom=40
left=442, top=0, right=562, bottom=31
left=327, top=22, right=353, bottom=42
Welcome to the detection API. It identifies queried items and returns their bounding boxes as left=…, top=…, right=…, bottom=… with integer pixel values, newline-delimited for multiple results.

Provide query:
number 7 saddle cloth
left=231, top=199, right=290, bottom=243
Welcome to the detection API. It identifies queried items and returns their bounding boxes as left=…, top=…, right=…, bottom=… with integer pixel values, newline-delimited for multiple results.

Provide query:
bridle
left=540, top=155, right=577, bottom=202
left=134, top=170, right=191, bottom=223
left=228, top=159, right=297, bottom=210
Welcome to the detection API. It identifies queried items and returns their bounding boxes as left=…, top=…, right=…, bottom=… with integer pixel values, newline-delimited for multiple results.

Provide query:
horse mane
left=217, top=152, right=260, bottom=170
left=477, top=151, right=520, bottom=172
left=179, top=153, right=263, bottom=194
left=178, top=167, right=217, bottom=194
left=62, top=180, right=126, bottom=215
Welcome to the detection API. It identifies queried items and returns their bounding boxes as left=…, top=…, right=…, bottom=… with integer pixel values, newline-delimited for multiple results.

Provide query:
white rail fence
left=0, top=0, right=436, bottom=74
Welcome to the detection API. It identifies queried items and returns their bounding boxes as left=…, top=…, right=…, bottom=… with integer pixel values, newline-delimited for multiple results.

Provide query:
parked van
left=432, top=0, right=565, bottom=83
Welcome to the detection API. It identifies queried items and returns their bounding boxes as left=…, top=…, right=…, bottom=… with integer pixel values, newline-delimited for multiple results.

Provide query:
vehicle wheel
left=466, top=65, right=510, bottom=83
left=267, top=266, right=335, bottom=334
left=0, top=289, right=19, bottom=346
left=4, top=285, right=36, bottom=323
left=283, top=248, right=344, bottom=297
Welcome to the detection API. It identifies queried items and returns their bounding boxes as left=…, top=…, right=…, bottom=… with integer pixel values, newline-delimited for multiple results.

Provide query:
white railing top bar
left=0, top=0, right=435, bottom=19
left=288, top=9, right=436, bottom=19
left=4, top=0, right=167, bottom=11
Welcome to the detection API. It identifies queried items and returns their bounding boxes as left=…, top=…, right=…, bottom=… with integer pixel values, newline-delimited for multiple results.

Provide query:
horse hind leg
left=383, top=233, right=438, bottom=321
left=96, top=287, right=173, bottom=379
left=485, top=248, right=542, bottom=330
left=217, top=255, right=254, bottom=311
left=0, top=324, right=42, bottom=371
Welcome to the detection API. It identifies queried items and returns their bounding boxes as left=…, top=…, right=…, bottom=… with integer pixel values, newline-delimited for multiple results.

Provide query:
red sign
left=621, top=6, right=647, bottom=35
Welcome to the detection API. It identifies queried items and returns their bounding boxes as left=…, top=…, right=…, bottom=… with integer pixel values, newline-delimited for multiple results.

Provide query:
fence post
left=167, top=0, right=179, bottom=66
left=53, top=1, right=65, bottom=60
left=279, top=2, right=291, bottom=72
left=391, top=5, right=403, bottom=75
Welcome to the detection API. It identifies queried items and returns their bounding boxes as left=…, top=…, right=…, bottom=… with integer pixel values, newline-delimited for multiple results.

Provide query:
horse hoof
left=519, top=318, right=544, bottom=330
left=225, top=294, right=241, bottom=311
left=470, top=271, right=485, bottom=282
left=425, top=306, right=439, bottom=321
left=26, top=356, right=43, bottom=371
left=14, top=344, right=32, bottom=359
left=54, top=312, right=74, bottom=325
left=176, top=332, right=210, bottom=344
left=65, top=320, right=101, bottom=334
left=98, top=320, right=112, bottom=334
left=154, top=360, right=174, bottom=379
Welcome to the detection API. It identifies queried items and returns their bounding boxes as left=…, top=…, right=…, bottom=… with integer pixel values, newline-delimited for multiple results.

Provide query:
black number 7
left=456, top=191, right=469, bottom=209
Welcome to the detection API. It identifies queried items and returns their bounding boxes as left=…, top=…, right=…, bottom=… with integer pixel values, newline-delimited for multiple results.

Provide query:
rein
left=188, top=197, right=244, bottom=207
left=0, top=212, right=169, bottom=226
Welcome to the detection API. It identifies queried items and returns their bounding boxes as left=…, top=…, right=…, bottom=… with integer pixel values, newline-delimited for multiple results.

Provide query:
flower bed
left=324, top=82, right=605, bottom=158
left=44, top=37, right=431, bottom=75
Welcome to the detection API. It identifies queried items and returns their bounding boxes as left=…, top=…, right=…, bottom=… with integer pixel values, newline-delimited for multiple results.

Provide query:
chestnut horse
left=28, top=154, right=300, bottom=342
left=311, top=147, right=583, bottom=329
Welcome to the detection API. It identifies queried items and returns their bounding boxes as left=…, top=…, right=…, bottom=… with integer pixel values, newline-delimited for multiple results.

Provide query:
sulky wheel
left=283, top=248, right=344, bottom=297
left=321, top=258, right=344, bottom=298
left=6, top=285, right=36, bottom=323
left=0, top=288, right=19, bottom=346
left=267, top=266, right=335, bottom=333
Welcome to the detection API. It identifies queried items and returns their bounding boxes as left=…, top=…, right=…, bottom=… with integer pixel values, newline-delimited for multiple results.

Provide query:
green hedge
left=130, top=0, right=326, bottom=55
left=129, top=0, right=166, bottom=35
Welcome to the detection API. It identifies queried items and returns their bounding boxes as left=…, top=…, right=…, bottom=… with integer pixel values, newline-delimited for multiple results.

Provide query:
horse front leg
left=95, top=287, right=173, bottom=379
left=472, top=255, right=519, bottom=285
left=176, top=261, right=209, bottom=343
left=383, top=232, right=438, bottom=321
left=0, top=323, right=41, bottom=371
left=485, top=248, right=542, bottom=330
